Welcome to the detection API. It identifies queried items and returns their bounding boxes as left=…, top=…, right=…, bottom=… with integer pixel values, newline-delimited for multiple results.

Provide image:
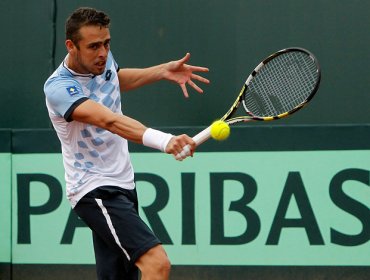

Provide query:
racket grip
left=175, top=126, right=211, bottom=161
left=192, top=125, right=211, bottom=146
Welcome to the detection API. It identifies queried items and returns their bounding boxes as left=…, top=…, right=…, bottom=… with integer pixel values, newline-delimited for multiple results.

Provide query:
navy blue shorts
left=74, top=186, right=161, bottom=280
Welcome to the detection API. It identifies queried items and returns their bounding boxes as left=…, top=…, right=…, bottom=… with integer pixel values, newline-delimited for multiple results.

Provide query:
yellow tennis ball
left=210, top=120, right=230, bottom=141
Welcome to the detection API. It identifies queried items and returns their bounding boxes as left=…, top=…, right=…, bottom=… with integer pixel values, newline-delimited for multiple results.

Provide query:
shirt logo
left=66, top=86, right=79, bottom=96
left=105, top=70, right=112, bottom=81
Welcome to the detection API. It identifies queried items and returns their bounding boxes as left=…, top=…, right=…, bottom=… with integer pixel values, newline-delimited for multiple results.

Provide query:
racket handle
left=192, top=125, right=211, bottom=146
left=175, top=126, right=211, bottom=161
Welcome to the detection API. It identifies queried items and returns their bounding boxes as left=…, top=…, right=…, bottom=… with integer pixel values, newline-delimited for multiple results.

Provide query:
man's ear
left=65, top=39, right=75, bottom=54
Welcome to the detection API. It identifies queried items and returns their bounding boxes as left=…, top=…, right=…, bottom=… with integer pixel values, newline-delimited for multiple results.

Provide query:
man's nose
left=98, top=45, right=108, bottom=57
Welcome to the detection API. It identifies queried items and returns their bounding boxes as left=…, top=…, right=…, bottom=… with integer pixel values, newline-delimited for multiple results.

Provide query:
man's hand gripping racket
left=176, top=47, right=321, bottom=160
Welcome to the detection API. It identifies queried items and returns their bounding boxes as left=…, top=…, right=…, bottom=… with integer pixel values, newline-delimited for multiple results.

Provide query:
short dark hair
left=65, top=7, right=110, bottom=45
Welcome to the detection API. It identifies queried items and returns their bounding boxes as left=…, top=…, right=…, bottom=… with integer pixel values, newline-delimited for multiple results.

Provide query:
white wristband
left=142, top=128, right=173, bottom=152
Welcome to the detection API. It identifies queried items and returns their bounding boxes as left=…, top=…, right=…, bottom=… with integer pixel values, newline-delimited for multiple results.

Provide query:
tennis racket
left=177, top=47, right=321, bottom=160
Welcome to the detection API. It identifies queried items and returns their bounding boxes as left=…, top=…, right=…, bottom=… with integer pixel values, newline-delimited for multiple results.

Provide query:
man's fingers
left=170, top=135, right=196, bottom=161
left=180, top=83, right=189, bottom=98
left=191, top=73, right=210, bottom=84
left=178, top=52, right=191, bottom=65
left=174, top=145, right=192, bottom=161
left=188, top=80, right=203, bottom=94
left=188, top=65, right=209, bottom=73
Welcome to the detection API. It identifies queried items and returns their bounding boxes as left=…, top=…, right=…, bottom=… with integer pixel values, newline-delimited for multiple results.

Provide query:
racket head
left=225, top=48, right=321, bottom=124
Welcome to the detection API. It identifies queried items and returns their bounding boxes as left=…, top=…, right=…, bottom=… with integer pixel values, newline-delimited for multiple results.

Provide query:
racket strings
left=244, top=51, right=319, bottom=117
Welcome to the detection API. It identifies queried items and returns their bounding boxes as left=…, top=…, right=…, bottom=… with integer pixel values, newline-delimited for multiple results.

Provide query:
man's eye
left=88, top=44, right=99, bottom=50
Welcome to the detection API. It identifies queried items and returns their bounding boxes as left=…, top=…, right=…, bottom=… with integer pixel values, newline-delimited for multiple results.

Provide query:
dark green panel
left=12, top=129, right=61, bottom=154
left=0, top=130, right=11, bottom=152
left=0, top=264, right=11, bottom=280
left=0, top=0, right=54, bottom=129
left=52, top=1, right=370, bottom=128
left=1, top=1, right=370, bottom=128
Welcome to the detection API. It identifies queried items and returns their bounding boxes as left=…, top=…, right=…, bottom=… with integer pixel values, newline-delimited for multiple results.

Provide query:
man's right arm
left=71, top=99, right=147, bottom=144
left=45, top=79, right=195, bottom=159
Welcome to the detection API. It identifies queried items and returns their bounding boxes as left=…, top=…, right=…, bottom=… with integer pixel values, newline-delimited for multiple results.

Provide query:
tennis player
left=44, top=7, right=209, bottom=280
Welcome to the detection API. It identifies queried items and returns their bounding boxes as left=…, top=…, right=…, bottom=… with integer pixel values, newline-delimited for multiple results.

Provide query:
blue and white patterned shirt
left=44, top=51, right=135, bottom=208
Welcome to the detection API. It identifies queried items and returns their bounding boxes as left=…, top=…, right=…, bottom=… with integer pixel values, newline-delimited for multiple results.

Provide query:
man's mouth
left=96, top=61, right=106, bottom=67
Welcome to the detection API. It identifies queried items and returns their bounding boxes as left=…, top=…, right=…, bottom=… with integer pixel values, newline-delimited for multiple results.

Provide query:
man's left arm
left=117, top=53, right=210, bottom=98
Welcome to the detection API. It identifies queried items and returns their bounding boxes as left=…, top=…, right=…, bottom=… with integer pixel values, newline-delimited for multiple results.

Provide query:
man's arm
left=71, top=99, right=196, bottom=158
left=118, top=65, right=164, bottom=93
left=118, top=53, right=209, bottom=98
left=71, top=99, right=146, bottom=143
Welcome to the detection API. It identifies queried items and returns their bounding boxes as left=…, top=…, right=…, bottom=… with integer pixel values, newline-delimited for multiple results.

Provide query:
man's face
left=66, top=25, right=111, bottom=75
